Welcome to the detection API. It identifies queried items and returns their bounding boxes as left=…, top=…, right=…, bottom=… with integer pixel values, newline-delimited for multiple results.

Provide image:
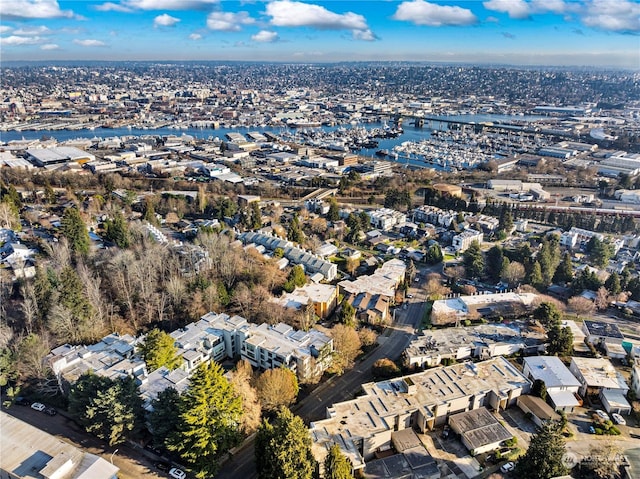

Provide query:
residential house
left=569, top=357, right=631, bottom=414
left=522, top=356, right=582, bottom=412
left=272, top=283, right=338, bottom=320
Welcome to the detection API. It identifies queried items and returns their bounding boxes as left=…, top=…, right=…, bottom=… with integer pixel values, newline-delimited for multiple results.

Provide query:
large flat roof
left=524, top=356, right=581, bottom=389
left=571, top=357, right=628, bottom=390
left=583, top=320, right=624, bottom=340
left=310, top=356, right=529, bottom=468
left=0, top=412, right=119, bottom=479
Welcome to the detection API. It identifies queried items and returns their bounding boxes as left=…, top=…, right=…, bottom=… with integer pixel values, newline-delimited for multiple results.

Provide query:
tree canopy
left=68, top=372, right=143, bottom=446
left=514, top=421, right=568, bottom=479
left=462, top=240, right=484, bottom=279
left=61, top=207, right=90, bottom=256
left=324, top=444, right=354, bottom=479
left=138, top=328, right=182, bottom=372
left=255, top=407, right=317, bottom=479
left=254, top=367, right=299, bottom=413
left=167, top=362, right=244, bottom=478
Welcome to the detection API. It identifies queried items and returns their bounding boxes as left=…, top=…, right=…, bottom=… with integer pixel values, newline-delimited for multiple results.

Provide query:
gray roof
left=524, top=356, right=581, bottom=389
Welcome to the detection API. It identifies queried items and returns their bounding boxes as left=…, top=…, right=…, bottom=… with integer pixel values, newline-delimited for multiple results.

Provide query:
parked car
left=595, top=409, right=609, bottom=421
left=44, top=407, right=57, bottom=416
left=589, top=425, right=596, bottom=434
left=14, top=397, right=31, bottom=406
left=155, top=462, right=171, bottom=472
left=30, top=402, right=46, bottom=412
left=611, top=413, right=626, bottom=425
left=407, top=294, right=413, bottom=299
left=169, top=468, right=186, bottom=479
left=500, top=462, right=515, bottom=473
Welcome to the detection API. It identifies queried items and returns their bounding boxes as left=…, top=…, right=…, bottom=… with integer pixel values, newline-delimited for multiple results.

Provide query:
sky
left=0, top=0, right=639, bottom=68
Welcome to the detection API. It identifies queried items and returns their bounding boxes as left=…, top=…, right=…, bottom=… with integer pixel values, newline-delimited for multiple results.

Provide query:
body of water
left=0, top=114, right=546, bottom=170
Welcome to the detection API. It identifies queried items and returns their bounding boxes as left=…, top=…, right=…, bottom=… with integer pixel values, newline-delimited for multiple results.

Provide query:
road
left=216, top=276, right=428, bottom=479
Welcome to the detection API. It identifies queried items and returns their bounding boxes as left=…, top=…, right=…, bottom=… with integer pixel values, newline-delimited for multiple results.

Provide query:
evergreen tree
left=604, top=272, right=621, bottom=295
left=534, top=302, right=563, bottom=329
left=538, top=235, right=561, bottom=287
left=485, top=246, right=504, bottom=283
left=103, top=211, right=131, bottom=248
left=462, top=241, right=484, bottom=279
left=287, top=215, right=304, bottom=244
left=68, top=373, right=144, bottom=446
left=61, top=207, right=90, bottom=256
left=249, top=201, right=263, bottom=230
left=338, top=299, right=356, bottom=327
left=255, top=407, right=317, bottom=479
left=138, top=329, right=182, bottom=372
left=143, top=197, right=158, bottom=225
left=148, top=387, right=182, bottom=449
left=527, top=261, right=544, bottom=290
left=425, top=243, right=443, bottom=265
left=514, top=421, right=568, bottom=479
left=324, top=444, right=354, bottom=479
left=531, top=379, right=547, bottom=401
left=586, top=236, right=614, bottom=268
left=167, top=362, right=243, bottom=478
left=553, top=252, right=574, bottom=284
left=327, top=198, right=340, bottom=222
left=547, top=325, right=573, bottom=356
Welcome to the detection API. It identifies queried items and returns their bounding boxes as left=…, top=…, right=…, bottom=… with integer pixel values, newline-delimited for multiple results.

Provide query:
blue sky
left=1, top=0, right=639, bottom=67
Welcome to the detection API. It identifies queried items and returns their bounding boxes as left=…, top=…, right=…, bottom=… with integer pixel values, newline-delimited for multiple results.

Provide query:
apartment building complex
left=47, top=312, right=333, bottom=409
left=309, top=357, right=530, bottom=472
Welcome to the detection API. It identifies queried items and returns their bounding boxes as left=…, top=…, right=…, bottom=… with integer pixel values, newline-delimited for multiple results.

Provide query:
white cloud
left=352, top=29, right=376, bottom=41
left=393, top=1, right=477, bottom=26
left=189, top=33, right=203, bottom=40
left=206, top=11, right=254, bottom=31
left=1, top=35, right=44, bottom=45
left=265, top=1, right=375, bottom=40
left=2, top=0, right=74, bottom=20
left=581, top=0, right=640, bottom=32
left=266, top=1, right=368, bottom=30
left=252, top=30, right=279, bottom=42
left=41, top=43, right=60, bottom=50
left=96, top=2, right=133, bottom=12
left=483, top=0, right=531, bottom=19
left=531, top=0, right=568, bottom=14
left=13, top=26, right=53, bottom=35
left=0, top=26, right=13, bottom=34
left=123, top=0, right=217, bottom=10
left=154, top=13, right=180, bottom=27
left=73, top=39, right=107, bottom=47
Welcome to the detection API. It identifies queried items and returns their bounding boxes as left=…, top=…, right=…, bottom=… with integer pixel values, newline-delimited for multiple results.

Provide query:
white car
left=31, top=402, right=46, bottom=412
left=500, top=462, right=515, bottom=473
left=611, top=413, right=626, bottom=425
left=595, top=409, right=609, bottom=421
left=169, top=468, right=186, bottom=479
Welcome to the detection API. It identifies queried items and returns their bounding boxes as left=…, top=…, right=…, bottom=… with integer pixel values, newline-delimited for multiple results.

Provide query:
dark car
left=155, top=462, right=171, bottom=472
left=44, top=407, right=57, bottom=416
left=14, top=397, right=30, bottom=406
left=145, top=443, right=165, bottom=456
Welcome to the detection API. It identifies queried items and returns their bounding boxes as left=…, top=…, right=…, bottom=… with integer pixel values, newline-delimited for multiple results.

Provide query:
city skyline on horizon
left=1, top=0, right=639, bottom=69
